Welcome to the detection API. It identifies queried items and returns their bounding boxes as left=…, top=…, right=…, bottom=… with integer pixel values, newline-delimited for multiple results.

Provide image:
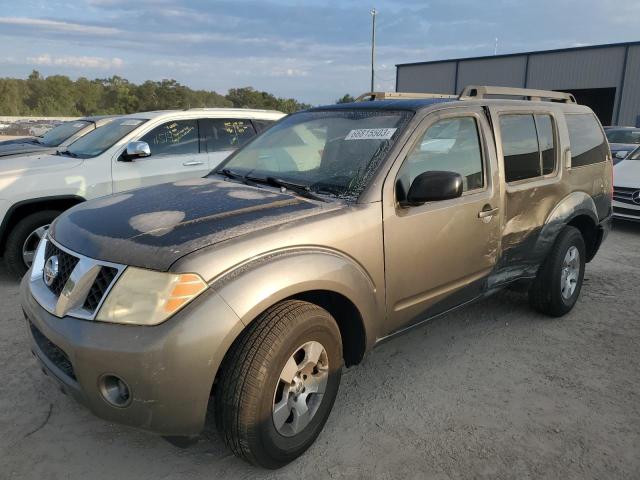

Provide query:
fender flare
left=211, top=247, right=383, bottom=351
left=533, top=191, right=598, bottom=259
left=0, top=195, right=85, bottom=246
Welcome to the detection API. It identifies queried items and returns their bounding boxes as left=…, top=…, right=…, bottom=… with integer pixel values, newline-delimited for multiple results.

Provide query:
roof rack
left=355, top=91, right=458, bottom=102
left=459, top=85, right=576, bottom=103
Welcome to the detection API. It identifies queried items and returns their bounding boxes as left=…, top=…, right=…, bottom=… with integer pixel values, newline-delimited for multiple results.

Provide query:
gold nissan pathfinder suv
left=21, top=86, right=612, bottom=468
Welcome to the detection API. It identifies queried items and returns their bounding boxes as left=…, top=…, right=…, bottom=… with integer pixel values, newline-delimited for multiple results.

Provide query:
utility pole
left=370, top=8, right=377, bottom=92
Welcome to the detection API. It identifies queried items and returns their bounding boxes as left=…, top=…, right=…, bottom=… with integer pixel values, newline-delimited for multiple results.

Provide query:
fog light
left=99, top=375, right=131, bottom=407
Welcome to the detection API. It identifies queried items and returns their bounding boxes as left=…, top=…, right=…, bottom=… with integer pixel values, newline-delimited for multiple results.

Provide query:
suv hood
left=0, top=138, right=53, bottom=157
left=50, top=177, right=341, bottom=271
left=614, top=159, right=640, bottom=188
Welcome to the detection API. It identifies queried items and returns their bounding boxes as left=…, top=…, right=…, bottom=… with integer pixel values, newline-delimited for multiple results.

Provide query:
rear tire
left=4, top=210, right=60, bottom=279
left=215, top=300, right=343, bottom=469
left=529, top=226, right=585, bottom=317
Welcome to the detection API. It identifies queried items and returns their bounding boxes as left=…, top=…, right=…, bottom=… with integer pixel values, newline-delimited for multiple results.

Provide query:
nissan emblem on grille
left=43, top=255, right=59, bottom=287
left=632, top=191, right=640, bottom=205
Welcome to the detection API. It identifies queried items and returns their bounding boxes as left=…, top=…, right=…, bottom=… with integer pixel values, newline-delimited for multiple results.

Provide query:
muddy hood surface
left=50, top=177, right=338, bottom=271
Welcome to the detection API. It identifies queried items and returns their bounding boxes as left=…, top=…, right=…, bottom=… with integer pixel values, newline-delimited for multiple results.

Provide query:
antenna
left=494, top=37, right=499, bottom=55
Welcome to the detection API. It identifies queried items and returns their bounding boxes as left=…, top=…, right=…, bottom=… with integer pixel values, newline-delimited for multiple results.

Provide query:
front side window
left=40, top=120, right=91, bottom=147
left=500, top=114, right=541, bottom=182
left=217, top=110, right=412, bottom=199
left=206, top=119, right=256, bottom=152
left=396, top=116, right=484, bottom=198
left=139, top=120, right=199, bottom=156
left=567, top=114, right=608, bottom=167
left=629, top=147, right=640, bottom=160
left=67, top=118, right=148, bottom=158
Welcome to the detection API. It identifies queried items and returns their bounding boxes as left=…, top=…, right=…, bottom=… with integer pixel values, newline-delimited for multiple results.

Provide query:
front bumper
left=21, top=274, right=244, bottom=436
left=612, top=199, right=640, bottom=222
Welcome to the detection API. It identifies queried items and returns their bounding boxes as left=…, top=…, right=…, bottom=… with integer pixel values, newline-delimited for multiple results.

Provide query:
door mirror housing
left=615, top=150, right=628, bottom=160
left=122, top=141, right=151, bottom=161
left=405, top=171, right=464, bottom=205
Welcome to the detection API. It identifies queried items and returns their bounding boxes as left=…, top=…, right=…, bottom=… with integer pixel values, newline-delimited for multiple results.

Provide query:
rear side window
left=139, top=120, right=199, bottom=156
left=500, top=114, right=541, bottom=182
left=499, top=113, right=557, bottom=182
left=566, top=114, right=607, bottom=167
left=206, top=119, right=256, bottom=152
left=536, top=115, right=556, bottom=175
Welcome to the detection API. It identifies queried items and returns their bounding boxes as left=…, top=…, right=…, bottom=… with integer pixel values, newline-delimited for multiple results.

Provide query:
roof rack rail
left=355, top=91, right=458, bottom=102
left=459, top=85, right=576, bottom=103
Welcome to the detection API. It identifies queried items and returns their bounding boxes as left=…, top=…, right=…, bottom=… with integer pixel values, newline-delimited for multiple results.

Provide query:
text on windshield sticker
left=345, top=128, right=397, bottom=141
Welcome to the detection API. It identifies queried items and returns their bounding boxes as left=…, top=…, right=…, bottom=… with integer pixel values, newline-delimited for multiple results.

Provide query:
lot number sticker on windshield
left=345, top=128, right=397, bottom=140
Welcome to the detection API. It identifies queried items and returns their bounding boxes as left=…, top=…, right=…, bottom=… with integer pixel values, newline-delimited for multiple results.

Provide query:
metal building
left=396, top=41, right=640, bottom=126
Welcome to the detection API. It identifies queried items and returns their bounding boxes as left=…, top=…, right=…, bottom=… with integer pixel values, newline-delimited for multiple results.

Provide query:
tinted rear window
left=500, top=114, right=541, bottom=182
left=566, top=114, right=607, bottom=167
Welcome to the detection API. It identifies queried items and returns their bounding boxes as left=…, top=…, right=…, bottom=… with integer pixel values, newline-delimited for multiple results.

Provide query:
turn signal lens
left=164, top=274, right=208, bottom=314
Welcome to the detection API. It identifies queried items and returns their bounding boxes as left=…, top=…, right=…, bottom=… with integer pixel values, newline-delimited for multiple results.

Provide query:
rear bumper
left=20, top=274, right=244, bottom=436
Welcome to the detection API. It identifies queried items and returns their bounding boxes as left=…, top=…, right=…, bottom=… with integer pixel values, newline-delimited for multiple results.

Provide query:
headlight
left=96, top=267, right=208, bottom=325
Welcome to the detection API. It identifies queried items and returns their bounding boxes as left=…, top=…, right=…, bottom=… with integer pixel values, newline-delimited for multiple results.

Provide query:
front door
left=383, top=108, right=501, bottom=333
left=112, top=119, right=209, bottom=193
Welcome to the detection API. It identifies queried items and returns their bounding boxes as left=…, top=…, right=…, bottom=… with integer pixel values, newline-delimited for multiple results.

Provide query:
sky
left=0, top=0, right=638, bottom=105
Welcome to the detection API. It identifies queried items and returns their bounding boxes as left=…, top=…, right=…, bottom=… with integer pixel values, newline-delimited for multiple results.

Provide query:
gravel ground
left=1, top=221, right=639, bottom=480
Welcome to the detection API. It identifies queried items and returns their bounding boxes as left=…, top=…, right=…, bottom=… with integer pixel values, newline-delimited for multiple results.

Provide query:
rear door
left=488, top=106, right=565, bottom=272
left=112, top=119, right=209, bottom=192
left=382, top=107, right=501, bottom=332
left=201, top=118, right=257, bottom=170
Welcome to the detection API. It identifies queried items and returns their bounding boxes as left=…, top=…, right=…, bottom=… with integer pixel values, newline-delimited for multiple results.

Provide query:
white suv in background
left=0, top=108, right=285, bottom=277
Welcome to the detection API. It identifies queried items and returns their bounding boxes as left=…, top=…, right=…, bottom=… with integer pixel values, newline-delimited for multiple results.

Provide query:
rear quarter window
left=566, top=113, right=608, bottom=167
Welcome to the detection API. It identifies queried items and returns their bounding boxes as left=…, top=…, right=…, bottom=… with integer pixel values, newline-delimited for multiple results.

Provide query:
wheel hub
left=22, top=224, right=50, bottom=268
left=272, top=341, right=329, bottom=437
left=561, top=246, right=580, bottom=300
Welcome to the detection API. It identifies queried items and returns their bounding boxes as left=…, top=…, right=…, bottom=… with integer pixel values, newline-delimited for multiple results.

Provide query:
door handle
left=183, top=161, right=204, bottom=166
left=478, top=207, right=499, bottom=219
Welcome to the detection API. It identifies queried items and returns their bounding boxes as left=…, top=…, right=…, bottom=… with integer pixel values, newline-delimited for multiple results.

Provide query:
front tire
left=529, top=226, right=586, bottom=317
left=215, top=300, right=343, bottom=468
left=4, top=210, right=60, bottom=279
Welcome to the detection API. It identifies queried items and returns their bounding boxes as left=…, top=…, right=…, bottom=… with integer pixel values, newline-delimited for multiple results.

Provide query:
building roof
left=396, top=40, right=640, bottom=68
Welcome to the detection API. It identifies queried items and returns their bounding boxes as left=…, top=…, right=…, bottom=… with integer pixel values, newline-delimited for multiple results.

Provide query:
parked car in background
left=0, top=116, right=116, bottom=158
left=21, top=86, right=611, bottom=468
left=0, top=108, right=284, bottom=277
left=604, top=126, right=640, bottom=164
left=613, top=145, right=640, bottom=222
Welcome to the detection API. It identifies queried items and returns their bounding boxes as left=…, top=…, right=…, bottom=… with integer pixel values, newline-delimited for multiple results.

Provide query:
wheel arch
left=0, top=195, right=85, bottom=252
left=535, top=191, right=600, bottom=264
left=212, top=249, right=382, bottom=369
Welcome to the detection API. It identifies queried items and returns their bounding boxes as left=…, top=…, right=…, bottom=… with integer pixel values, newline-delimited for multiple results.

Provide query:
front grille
left=29, top=322, right=77, bottom=381
left=614, top=205, right=640, bottom=218
left=44, top=242, right=79, bottom=296
left=613, top=186, right=640, bottom=206
left=83, top=266, right=118, bottom=312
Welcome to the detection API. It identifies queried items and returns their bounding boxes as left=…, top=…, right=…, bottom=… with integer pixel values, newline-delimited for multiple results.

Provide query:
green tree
left=0, top=71, right=311, bottom=116
left=336, top=94, right=356, bottom=104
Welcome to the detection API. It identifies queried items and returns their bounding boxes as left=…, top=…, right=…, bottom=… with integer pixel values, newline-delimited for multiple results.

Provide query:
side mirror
left=121, top=141, right=151, bottom=161
left=405, top=171, right=463, bottom=205
left=615, top=150, right=628, bottom=160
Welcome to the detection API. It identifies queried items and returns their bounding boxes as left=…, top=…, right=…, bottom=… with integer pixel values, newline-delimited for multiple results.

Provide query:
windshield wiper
left=218, top=168, right=259, bottom=186
left=264, top=177, right=328, bottom=203
left=56, top=149, right=78, bottom=158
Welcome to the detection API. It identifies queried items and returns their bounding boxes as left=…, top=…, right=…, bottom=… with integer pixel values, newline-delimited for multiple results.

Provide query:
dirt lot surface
left=1, top=222, right=639, bottom=480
